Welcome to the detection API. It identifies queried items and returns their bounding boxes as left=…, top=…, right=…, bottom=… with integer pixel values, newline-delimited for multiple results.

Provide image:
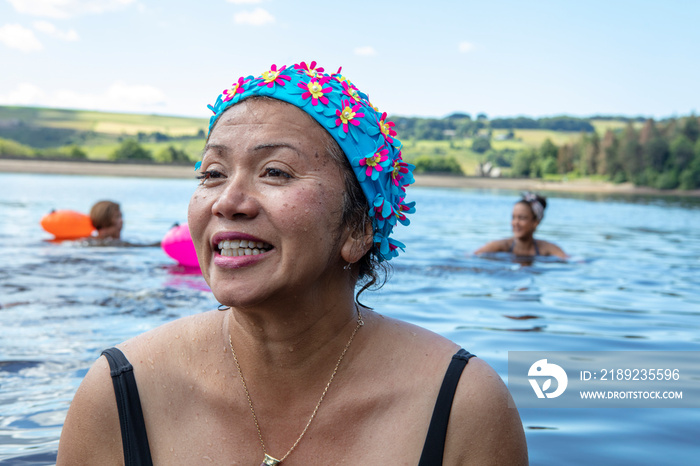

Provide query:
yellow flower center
left=308, top=82, right=324, bottom=98
left=340, top=107, right=355, bottom=124
left=380, top=121, right=391, bottom=135
left=262, top=70, right=280, bottom=83
left=366, top=154, right=381, bottom=167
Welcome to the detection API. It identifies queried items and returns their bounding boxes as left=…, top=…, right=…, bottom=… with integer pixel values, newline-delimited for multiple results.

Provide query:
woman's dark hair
left=516, top=193, right=547, bottom=221
left=324, top=136, right=389, bottom=304
left=90, top=201, right=120, bottom=230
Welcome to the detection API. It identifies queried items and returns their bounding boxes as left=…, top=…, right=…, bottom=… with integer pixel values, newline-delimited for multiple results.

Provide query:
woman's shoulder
left=365, top=311, right=459, bottom=354
left=444, top=357, right=529, bottom=464
left=360, top=312, right=527, bottom=463
left=57, top=348, right=123, bottom=464
left=535, top=238, right=568, bottom=258
left=474, top=238, right=512, bottom=255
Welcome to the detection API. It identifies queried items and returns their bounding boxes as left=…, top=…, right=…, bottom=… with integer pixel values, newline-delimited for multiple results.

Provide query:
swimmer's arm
left=543, top=241, right=568, bottom=259
left=443, top=358, right=529, bottom=465
left=474, top=239, right=510, bottom=255
left=57, top=356, right=124, bottom=465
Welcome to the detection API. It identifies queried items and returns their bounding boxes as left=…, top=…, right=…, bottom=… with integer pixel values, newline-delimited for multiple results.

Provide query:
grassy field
left=0, top=105, right=208, bottom=160
left=84, top=139, right=204, bottom=161
left=590, top=119, right=645, bottom=133
left=1, top=105, right=644, bottom=174
left=0, top=106, right=208, bottom=136
left=400, top=139, right=482, bottom=174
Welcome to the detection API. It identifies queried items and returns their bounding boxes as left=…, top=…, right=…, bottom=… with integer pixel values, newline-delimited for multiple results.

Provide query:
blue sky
left=1, top=0, right=698, bottom=120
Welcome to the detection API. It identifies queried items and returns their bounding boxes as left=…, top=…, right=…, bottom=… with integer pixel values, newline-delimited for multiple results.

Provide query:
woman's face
left=511, top=202, right=538, bottom=239
left=188, top=99, right=352, bottom=307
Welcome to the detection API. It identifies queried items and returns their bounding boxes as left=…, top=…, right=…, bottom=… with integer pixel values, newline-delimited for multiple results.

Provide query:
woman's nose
left=211, top=176, right=260, bottom=220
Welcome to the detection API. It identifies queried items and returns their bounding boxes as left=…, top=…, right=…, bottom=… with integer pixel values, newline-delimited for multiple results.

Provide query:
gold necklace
left=228, top=307, right=364, bottom=465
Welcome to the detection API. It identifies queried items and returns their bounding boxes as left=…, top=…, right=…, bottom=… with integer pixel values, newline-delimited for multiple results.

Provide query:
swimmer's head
left=517, top=192, right=547, bottom=222
left=90, top=201, right=122, bottom=239
left=201, top=61, right=415, bottom=263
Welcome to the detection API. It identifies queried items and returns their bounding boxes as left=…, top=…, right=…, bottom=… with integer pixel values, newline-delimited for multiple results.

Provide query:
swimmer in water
left=89, top=201, right=123, bottom=240
left=475, top=192, right=567, bottom=259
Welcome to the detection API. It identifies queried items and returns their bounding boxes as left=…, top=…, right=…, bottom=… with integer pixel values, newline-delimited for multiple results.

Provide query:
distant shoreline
left=2, top=157, right=699, bottom=197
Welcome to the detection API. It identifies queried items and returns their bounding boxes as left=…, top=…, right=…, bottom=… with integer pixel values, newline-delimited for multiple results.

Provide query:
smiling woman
left=56, top=61, right=527, bottom=465
left=475, top=192, right=568, bottom=259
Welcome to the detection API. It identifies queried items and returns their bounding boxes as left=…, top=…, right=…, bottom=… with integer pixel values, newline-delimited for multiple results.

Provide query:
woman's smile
left=188, top=98, right=350, bottom=305
left=210, top=231, right=276, bottom=268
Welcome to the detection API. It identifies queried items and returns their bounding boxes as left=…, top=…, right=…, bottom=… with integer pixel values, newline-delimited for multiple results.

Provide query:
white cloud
left=234, top=8, right=275, bottom=26
left=227, top=0, right=262, bottom=4
left=33, top=21, right=79, bottom=41
left=0, top=82, right=167, bottom=113
left=354, top=46, right=377, bottom=57
left=0, top=83, right=46, bottom=104
left=7, top=0, right=136, bottom=19
left=458, top=41, right=475, bottom=53
left=0, top=24, right=43, bottom=52
left=104, top=82, right=167, bottom=108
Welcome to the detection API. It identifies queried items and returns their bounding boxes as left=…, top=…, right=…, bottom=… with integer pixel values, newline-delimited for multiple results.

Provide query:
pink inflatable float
left=161, top=223, right=199, bottom=268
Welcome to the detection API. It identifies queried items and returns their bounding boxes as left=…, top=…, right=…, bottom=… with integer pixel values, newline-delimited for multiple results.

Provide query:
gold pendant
left=261, top=453, right=281, bottom=465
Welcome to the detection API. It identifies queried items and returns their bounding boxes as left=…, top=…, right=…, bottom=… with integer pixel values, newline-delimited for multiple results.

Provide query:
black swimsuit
left=102, top=347, right=474, bottom=465
left=509, top=239, right=540, bottom=256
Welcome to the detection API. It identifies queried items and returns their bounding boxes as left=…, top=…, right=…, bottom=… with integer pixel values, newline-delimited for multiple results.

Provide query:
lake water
left=1, top=173, right=699, bottom=465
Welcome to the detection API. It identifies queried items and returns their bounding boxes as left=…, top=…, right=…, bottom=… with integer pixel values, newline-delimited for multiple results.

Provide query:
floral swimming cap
left=202, top=61, right=416, bottom=262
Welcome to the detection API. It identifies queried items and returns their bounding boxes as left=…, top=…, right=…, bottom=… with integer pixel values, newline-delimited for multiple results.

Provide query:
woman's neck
left=224, top=296, right=361, bottom=370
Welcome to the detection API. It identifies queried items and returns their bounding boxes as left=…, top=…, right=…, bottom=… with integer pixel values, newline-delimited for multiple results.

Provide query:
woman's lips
left=210, top=233, right=274, bottom=268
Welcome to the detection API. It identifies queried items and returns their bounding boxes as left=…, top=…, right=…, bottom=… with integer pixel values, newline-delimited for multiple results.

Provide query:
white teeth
left=217, top=238, right=271, bottom=257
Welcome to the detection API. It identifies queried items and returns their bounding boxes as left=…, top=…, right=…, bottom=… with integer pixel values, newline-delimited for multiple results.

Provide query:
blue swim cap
left=202, top=61, right=415, bottom=261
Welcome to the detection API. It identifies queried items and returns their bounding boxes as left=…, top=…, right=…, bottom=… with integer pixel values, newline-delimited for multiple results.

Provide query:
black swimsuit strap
left=510, top=239, right=541, bottom=256
left=418, top=349, right=475, bottom=466
left=101, top=347, right=153, bottom=466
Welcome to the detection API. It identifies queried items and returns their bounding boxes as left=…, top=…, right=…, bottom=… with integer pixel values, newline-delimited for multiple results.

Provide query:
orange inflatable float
left=40, top=210, right=95, bottom=239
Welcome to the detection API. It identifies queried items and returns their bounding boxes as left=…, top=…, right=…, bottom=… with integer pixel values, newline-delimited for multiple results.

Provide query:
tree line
left=0, top=136, right=192, bottom=164
left=392, top=114, right=596, bottom=140
left=507, top=115, right=700, bottom=190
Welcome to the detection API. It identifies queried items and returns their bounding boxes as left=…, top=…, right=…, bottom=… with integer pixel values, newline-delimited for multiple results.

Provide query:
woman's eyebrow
left=202, top=143, right=227, bottom=153
left=200, top=143, right=228, bottom=161
left=252, top=142, right=301, bottom=157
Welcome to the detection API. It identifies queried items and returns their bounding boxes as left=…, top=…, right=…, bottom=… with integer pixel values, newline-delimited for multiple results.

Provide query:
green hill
left=0, top=105, right=208, bottom=161
left=0, top=106, right=207, bottom=146
left=2, top=105, right=696, bottom=190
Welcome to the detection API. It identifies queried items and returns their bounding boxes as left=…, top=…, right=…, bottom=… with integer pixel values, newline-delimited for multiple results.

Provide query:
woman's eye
left=264, top=167, right=291, bottom=179
left=196, top=170, right=224, bottom=184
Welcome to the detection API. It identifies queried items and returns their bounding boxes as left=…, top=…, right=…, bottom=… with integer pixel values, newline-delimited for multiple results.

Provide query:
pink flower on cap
left=298, top=77, right=332, bottom=106
left=379, top=112, right=397, bottom=143
left=222, top=77, right=249, bottom=102
left=258, top=64, right=292, bottom=88
left=294, top=60, right=325, bottom=78
left=335, top=99, right=364, bottom=134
